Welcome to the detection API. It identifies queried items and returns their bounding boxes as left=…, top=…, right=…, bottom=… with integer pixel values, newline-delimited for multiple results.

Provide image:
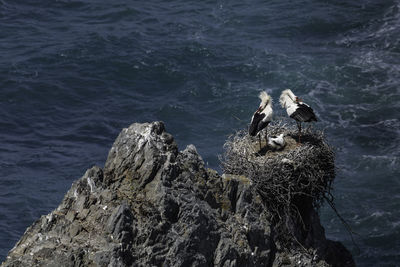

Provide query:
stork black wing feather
left=290, top=104, right=317, bottom=122
left=249, top=113, right=265, bottom=136
left=257, top=120, right=270, bottom=133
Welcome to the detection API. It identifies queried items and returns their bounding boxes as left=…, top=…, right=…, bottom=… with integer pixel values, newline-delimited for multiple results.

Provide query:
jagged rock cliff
left=2, top=122, right=354, bottom=267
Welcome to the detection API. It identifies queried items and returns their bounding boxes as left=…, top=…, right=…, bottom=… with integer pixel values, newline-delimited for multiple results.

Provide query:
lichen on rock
left=1, top=121, right=354, bottom=267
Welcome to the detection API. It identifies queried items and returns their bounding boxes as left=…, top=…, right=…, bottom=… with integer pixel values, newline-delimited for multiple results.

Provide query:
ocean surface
left=0, top=0, right=399, bottom=265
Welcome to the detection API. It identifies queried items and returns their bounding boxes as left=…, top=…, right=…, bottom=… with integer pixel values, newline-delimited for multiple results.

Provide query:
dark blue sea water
left=1, top=0, right=399, bottom=265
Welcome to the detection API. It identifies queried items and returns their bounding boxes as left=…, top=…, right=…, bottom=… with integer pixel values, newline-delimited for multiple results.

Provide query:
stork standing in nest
left=249, top=91, right=273, bottom=149
left=280, top=89, right=317, bottom=143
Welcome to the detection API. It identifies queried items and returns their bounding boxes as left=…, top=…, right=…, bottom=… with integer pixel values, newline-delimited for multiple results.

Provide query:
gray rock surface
left=1, top=121, right=354, bottom=267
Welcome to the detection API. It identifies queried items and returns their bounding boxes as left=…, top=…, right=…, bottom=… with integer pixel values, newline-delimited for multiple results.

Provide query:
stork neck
left=260, top=101, right=270, bottom=111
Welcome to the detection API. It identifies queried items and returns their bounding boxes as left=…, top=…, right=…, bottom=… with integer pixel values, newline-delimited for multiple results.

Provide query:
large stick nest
left=220, top=121, right=335, bottom=238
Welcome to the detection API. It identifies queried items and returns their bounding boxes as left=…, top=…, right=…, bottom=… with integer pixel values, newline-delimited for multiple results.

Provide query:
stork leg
left=297, top=121, right=302, bottom=144
left=265, top=128, right=268, bottom=147
left=258, top=134, right=261, bottom=150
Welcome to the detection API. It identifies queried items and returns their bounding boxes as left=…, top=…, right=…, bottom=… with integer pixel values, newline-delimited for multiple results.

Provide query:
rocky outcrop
left=1, top=121, right=354, bottom=267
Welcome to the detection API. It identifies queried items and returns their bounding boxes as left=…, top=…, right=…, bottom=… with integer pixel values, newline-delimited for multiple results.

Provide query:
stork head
left=258, top=91, right=272, bottom=110
left=279, top=89, right=297, bottom=107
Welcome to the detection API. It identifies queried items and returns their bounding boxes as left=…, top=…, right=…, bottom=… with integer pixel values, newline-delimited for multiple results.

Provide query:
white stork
left=279, top=89, right=317, bottom=143
left=249, top=91, right=273, bottom=149
left=268, top=133, right=286, bottom=151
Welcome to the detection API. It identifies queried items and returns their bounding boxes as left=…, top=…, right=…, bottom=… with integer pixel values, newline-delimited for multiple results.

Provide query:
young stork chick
left=279, top=89, right=317, bottom=143
left=249, top=91, right=273, bottom=149
left=268, top=133, right=286, bottom=151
